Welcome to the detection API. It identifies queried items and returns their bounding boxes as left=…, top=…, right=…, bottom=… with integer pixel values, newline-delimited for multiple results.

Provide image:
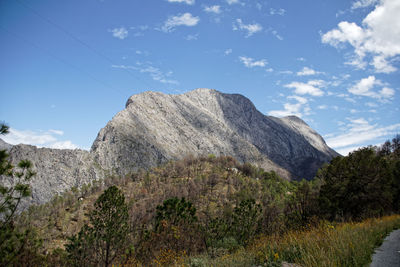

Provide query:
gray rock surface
left=0, top=143, right=104, bottom=209
left=1, top=88, right=339, bottom=207
left=92, top=88, right=338, bottom=180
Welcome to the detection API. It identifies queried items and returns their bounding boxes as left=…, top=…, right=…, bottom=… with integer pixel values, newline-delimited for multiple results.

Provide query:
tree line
left=1, top=122, right=399, bottom=266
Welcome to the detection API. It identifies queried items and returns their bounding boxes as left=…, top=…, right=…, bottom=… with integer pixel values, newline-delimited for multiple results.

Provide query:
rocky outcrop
left=92, top=89, right=338, bottom=180
left=0, top=143, right=104, bottom=209
left=1, top=88, right=339, bottom=207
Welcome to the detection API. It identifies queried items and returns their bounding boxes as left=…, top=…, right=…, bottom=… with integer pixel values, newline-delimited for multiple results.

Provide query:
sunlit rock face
left=1, top=88, right=338, bottom=207
left=92, top=88, right=338, bottom=180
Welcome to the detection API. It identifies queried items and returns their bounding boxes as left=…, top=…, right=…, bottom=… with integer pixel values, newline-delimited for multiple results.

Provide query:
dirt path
left=370, top=229, right=400, bottom=267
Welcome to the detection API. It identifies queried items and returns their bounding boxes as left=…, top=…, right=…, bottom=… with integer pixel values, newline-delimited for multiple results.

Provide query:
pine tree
left=66, top=185, right=129, bottom=267
left=0, top=123, right=37, bottom=266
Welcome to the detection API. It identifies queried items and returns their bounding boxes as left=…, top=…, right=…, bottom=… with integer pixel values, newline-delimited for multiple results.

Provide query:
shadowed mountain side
left=92, top=89, right=338, bottom=180
left=1, top=88, right=338, bottom=207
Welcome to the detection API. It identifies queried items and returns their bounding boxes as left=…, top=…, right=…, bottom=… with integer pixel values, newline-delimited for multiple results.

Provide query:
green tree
left=285, top=179, right=320, bottom=228
left=135, top=197, right=202, bottom=263
left=155, top=197, right=197, bottom=230
left=66, top=185, right=129, bottom=267
left=318, top=147, right=393, bottom=221
left=231, top=199, right=262, bottom=246
left=0, top=123, right=38, bottom=266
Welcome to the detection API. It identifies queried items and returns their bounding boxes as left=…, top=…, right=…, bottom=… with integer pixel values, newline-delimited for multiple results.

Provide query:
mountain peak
left=2, top=89, right=339, bottom=208
left=94, top=89, right=338, bottom=180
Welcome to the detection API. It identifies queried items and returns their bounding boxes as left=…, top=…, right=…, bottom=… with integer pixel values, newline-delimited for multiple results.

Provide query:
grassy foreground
left=184, top=215, right=400, bottom=267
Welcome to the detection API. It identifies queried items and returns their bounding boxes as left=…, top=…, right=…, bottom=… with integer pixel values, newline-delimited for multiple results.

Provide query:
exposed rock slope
left=92, top=89, right=338, bottom=180
left=0, top=143, right=103, bottom=208
left=1, top=88, right=338, bottom=207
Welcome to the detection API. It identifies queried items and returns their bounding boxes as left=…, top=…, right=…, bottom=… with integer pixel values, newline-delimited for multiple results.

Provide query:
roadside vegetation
left=1, top=121, right=399, bottom=266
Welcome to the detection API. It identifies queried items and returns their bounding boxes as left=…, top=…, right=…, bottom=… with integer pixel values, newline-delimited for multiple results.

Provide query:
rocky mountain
left=92, top=89, right=338, bottom=180
left=1, top=88, right=339, bottom=207
left=0, top=143, right=104, bottom=209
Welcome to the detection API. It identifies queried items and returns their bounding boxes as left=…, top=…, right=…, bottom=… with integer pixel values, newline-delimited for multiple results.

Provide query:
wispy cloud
left=161, top=13, right=200, bottom=32
left=268, top=95, right=310, bottom=118
left=297, top=67, right=324, bottom=76
left=2, top=128, right=79, bottom=150
left=269, top=8, right=286, bottom=16
left=130, top=25, right=149, bottom=37
left=325, top=118, right=400, bottom=155
left=112, top=64, right=179, bottom=85
left=271, top=30, right=283, bottom=40
left=284, top=80, right=325, bottom=96
left=224, top=48, right=233, bottom=55
left=239, top=56, right=267, bottom=68
left=204, top=5, right=221, bottom=14
left=167, top=0, right=195, bottom=5
left=110, top=27, right=128, bottom=39
left=351, top=0, right=379, bottom=9
left=226, top=0, right=242, bottom=5
left=233, top=19, right=262, bottom=37
left=185, top=34, right=199, bottom=40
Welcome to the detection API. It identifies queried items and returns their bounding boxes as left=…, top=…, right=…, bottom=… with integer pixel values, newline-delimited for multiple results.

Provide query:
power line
left=14, top=0, right=153, bottom=90
left=0, top=25, right=126, bottom=96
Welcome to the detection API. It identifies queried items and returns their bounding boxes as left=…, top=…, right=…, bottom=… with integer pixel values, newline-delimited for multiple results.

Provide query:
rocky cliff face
left=0, top=143, right=104, bottom=209
left=1, top=88, right=339, bottom=207
left=91, top=88, right=338, bottom=180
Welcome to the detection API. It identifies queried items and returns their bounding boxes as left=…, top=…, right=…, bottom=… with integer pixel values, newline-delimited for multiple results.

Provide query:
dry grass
left=197, top=215, right=400, bottom=267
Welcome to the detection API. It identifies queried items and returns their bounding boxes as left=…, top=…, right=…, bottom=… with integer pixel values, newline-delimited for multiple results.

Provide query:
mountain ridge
left=1, top=88, right=339, bottom=207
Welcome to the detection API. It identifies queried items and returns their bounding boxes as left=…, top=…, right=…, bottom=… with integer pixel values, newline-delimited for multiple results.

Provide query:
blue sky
left=1, top=0, right=399, bottom=155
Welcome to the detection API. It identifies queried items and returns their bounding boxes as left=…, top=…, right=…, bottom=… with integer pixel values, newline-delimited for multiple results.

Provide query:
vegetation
left=66, top=185, right=129, bottom=267
left=197, top=214, right=400, bottom=267
left=0, top=123, right=43, bottom=267
left=0, top=131, right=399, bottom=266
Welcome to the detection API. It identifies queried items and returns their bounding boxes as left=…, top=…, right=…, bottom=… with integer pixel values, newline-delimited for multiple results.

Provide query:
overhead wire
left=0, top=24, right=126, bottom=96
left=13, top=0, right=154, bottom=91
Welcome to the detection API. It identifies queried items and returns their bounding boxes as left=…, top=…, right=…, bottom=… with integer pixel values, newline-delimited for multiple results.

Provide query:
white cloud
left=380, top=87, right=395, bottom=98
left=48, top=129, right=64, bottom=135
left=288, top=95, right=308, bottom=105
left=268, top=95, right=310, bottom=117
left=224, top=48, right=233, bottom=55
left=239, top=56, right=267, bottom=68
left=322, top=0, right=400, bottom=73
left=351, top=0, right=379, bottom=9
left=161, top=13, right=200, bottom=32
left=297, top=67, right=323, bottom=76
left=2, top=128, right=79, bottom=150
left=271, top=30, right=283, bottom=40
left=269, top=8, right=286, bottom=16
left=348, top=75, right=395, bottom=99
left=167, top=0, right=195, bottom=5
left=130, top=25, right=149, bottom=37
left=226, top=0, right=241, bottom=5
left=233, top=19, right=262, bottom=37
left=279, top=70, right=293, bottom=75
left=110, top=27, right=128, bottom=39
left=204, top=5, right=221, bottom=14
left=50, top=141, right=79, bottom=150
left=112, top=64, right=179, bottom=85
left=185, top=34, right=199, bottom=41
left=325, top=118, right=400, bottom=155
left=284, top=80, right=325, bottom=96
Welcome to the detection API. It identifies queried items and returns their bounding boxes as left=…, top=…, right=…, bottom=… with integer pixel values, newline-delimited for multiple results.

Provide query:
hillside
left=92, top=89, right=338, bottom=180
left=1, top=89, right=338, bottom=208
